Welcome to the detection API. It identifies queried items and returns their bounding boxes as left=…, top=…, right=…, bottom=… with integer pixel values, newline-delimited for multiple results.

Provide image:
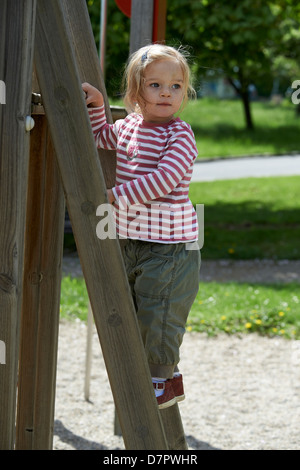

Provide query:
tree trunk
left=240, top=89, right=254, bottom=131
left=227, top=70, right=254, bottom=131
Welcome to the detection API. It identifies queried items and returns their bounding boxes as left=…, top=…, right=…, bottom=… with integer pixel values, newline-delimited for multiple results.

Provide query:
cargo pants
left=123, top=239, right=201, bottom=379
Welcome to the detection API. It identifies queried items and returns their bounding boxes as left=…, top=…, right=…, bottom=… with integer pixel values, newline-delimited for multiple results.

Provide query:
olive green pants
left=124, top=239, right=201, bottom=379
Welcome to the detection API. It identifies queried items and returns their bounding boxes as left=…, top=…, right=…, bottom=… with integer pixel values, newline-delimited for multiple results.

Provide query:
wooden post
left=60, top=0, right=122, bottom=429
left=0, top=0, right=36, bottom=449
left=84, top=302, right=94, bottom=401
left=130, top=0, right=154, bottom=54
left=34, top=0, right=168, bottom=450
left=15, top=92, right=65, bottom=449
left=160, top=405, right=188, bottom=450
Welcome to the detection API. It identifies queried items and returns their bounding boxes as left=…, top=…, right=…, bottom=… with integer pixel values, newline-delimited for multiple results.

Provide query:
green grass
left=60, top=276, right=89, bottom=322
left=180, top=98, right=300, bottom=159
left=189, top=176, right=300, bottom=260
left=188, top=281, right=300, bottom=340
left=60, top=276, right=300, bottom=340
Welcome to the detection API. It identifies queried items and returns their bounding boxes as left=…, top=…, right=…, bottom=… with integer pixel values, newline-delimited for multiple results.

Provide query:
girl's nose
left=160, top=86, right=171, bottom=97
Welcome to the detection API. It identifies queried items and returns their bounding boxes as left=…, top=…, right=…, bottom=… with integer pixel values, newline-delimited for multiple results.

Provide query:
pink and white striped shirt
left=88, top=106, right=199, bottom=243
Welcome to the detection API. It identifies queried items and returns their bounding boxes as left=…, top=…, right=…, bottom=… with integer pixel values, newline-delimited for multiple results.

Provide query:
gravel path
left=62, top=254, right=300, bottom=285
left=52, top=256, right=300, bottom=450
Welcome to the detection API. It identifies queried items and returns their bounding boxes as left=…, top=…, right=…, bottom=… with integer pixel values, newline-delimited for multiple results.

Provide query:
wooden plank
left=130, top=0, right=154, bottom=54
left=15, top=112, right=65, bottom=450
left=34, top=0, right=168, bottom=450
left=84, top=302, right=94, bottom=401
left=63, top=0, right=187, bottom=451
left=160, top=404, right=188, bottom=450
left=61, top=0, right=126, bottom=429
left=61, top=0, right=116, bottom=189
left=0, top=0, right=36, bottom=449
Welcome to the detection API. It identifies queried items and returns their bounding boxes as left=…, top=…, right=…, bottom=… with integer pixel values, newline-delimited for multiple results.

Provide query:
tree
left=166, top=0, right=283, bottom=130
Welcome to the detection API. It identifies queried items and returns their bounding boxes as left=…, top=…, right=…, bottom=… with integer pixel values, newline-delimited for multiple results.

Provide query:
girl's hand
left=82, top=82, right=104, bottom=107
left=107, top=188, right=116, bottom=205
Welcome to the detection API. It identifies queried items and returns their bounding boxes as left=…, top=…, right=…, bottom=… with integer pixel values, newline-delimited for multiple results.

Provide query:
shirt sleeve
left=88, top=105, right=119, bottom=150
left=112, top=126, right=198, bottom=206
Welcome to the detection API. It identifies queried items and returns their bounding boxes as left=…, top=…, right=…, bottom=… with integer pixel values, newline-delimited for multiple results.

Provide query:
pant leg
left=124, top=240, right=200, bottom=379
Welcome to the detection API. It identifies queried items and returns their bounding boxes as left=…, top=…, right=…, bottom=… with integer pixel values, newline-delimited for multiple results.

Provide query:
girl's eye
left=150, top=82, right=160, bottom=88
left=172, top=83, right=181, bottom=89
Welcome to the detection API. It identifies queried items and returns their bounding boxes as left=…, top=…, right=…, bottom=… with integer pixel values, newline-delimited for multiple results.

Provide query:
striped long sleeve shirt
left=88, top=105, right=199, bottom=243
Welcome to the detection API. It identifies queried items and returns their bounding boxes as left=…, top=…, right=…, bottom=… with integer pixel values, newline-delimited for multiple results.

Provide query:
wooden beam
left=0, top=0, right=36, bottom=449
left=34, top=0, right=168, bottom=450
left=130, top=0, right=154, bottom=54
left=160, top=404, right=188, bottom=450
left=62, top=0, right=187, bottom=451
left=15, top=108, right=65, bottom=449
left=61, top=0, right=116, bottom=189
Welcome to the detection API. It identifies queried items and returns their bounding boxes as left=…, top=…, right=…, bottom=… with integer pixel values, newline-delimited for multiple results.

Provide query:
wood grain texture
left=130, top=0, right=154, bottom=54
left=61, top=0, right=116, bottom=189
left=0, top=0, right=36, bottom=449
left=15, top=114, right=65, bottom=450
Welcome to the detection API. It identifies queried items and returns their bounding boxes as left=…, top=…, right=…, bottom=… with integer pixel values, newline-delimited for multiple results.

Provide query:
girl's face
left=138, top=59, right=185, bottom=123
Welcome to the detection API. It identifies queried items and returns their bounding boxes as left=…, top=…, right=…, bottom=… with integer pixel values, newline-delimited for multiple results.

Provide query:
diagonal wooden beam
left=34, top=0, right=167, bottom=450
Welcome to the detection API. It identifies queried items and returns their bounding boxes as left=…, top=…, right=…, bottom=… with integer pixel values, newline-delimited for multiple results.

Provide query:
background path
left=192, top=154, right=300, bottom=182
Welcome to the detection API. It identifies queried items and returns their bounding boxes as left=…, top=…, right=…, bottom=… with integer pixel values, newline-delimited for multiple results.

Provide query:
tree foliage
left=86, top=0, right=300, bottom=126
left=166, top=0, right=285, bottom=129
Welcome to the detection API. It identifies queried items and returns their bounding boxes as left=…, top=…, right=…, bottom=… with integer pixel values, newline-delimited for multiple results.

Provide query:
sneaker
left=153, top=380, right=176, bottom=409
left=171, top=374, right=185, bottom=402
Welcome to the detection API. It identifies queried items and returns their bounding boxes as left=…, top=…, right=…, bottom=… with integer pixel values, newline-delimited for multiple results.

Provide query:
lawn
left=180, top=98, right=300, bottom=159
left=189, top=175, right=300, bottom=260
left=60, top=276, right=300, bottom=340
left=189, top=281, right=300, bottom=339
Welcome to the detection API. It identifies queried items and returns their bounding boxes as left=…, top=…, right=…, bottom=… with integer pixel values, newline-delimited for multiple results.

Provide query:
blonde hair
left=123, top=44, right=196, bottom=113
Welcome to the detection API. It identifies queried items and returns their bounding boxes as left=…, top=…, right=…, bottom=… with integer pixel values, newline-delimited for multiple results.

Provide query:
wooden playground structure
left=0, top=0, right=188, bottom=450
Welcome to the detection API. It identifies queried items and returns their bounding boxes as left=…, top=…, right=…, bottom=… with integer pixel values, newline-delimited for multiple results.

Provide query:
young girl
left=83, top=44, right=200, bottom=409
